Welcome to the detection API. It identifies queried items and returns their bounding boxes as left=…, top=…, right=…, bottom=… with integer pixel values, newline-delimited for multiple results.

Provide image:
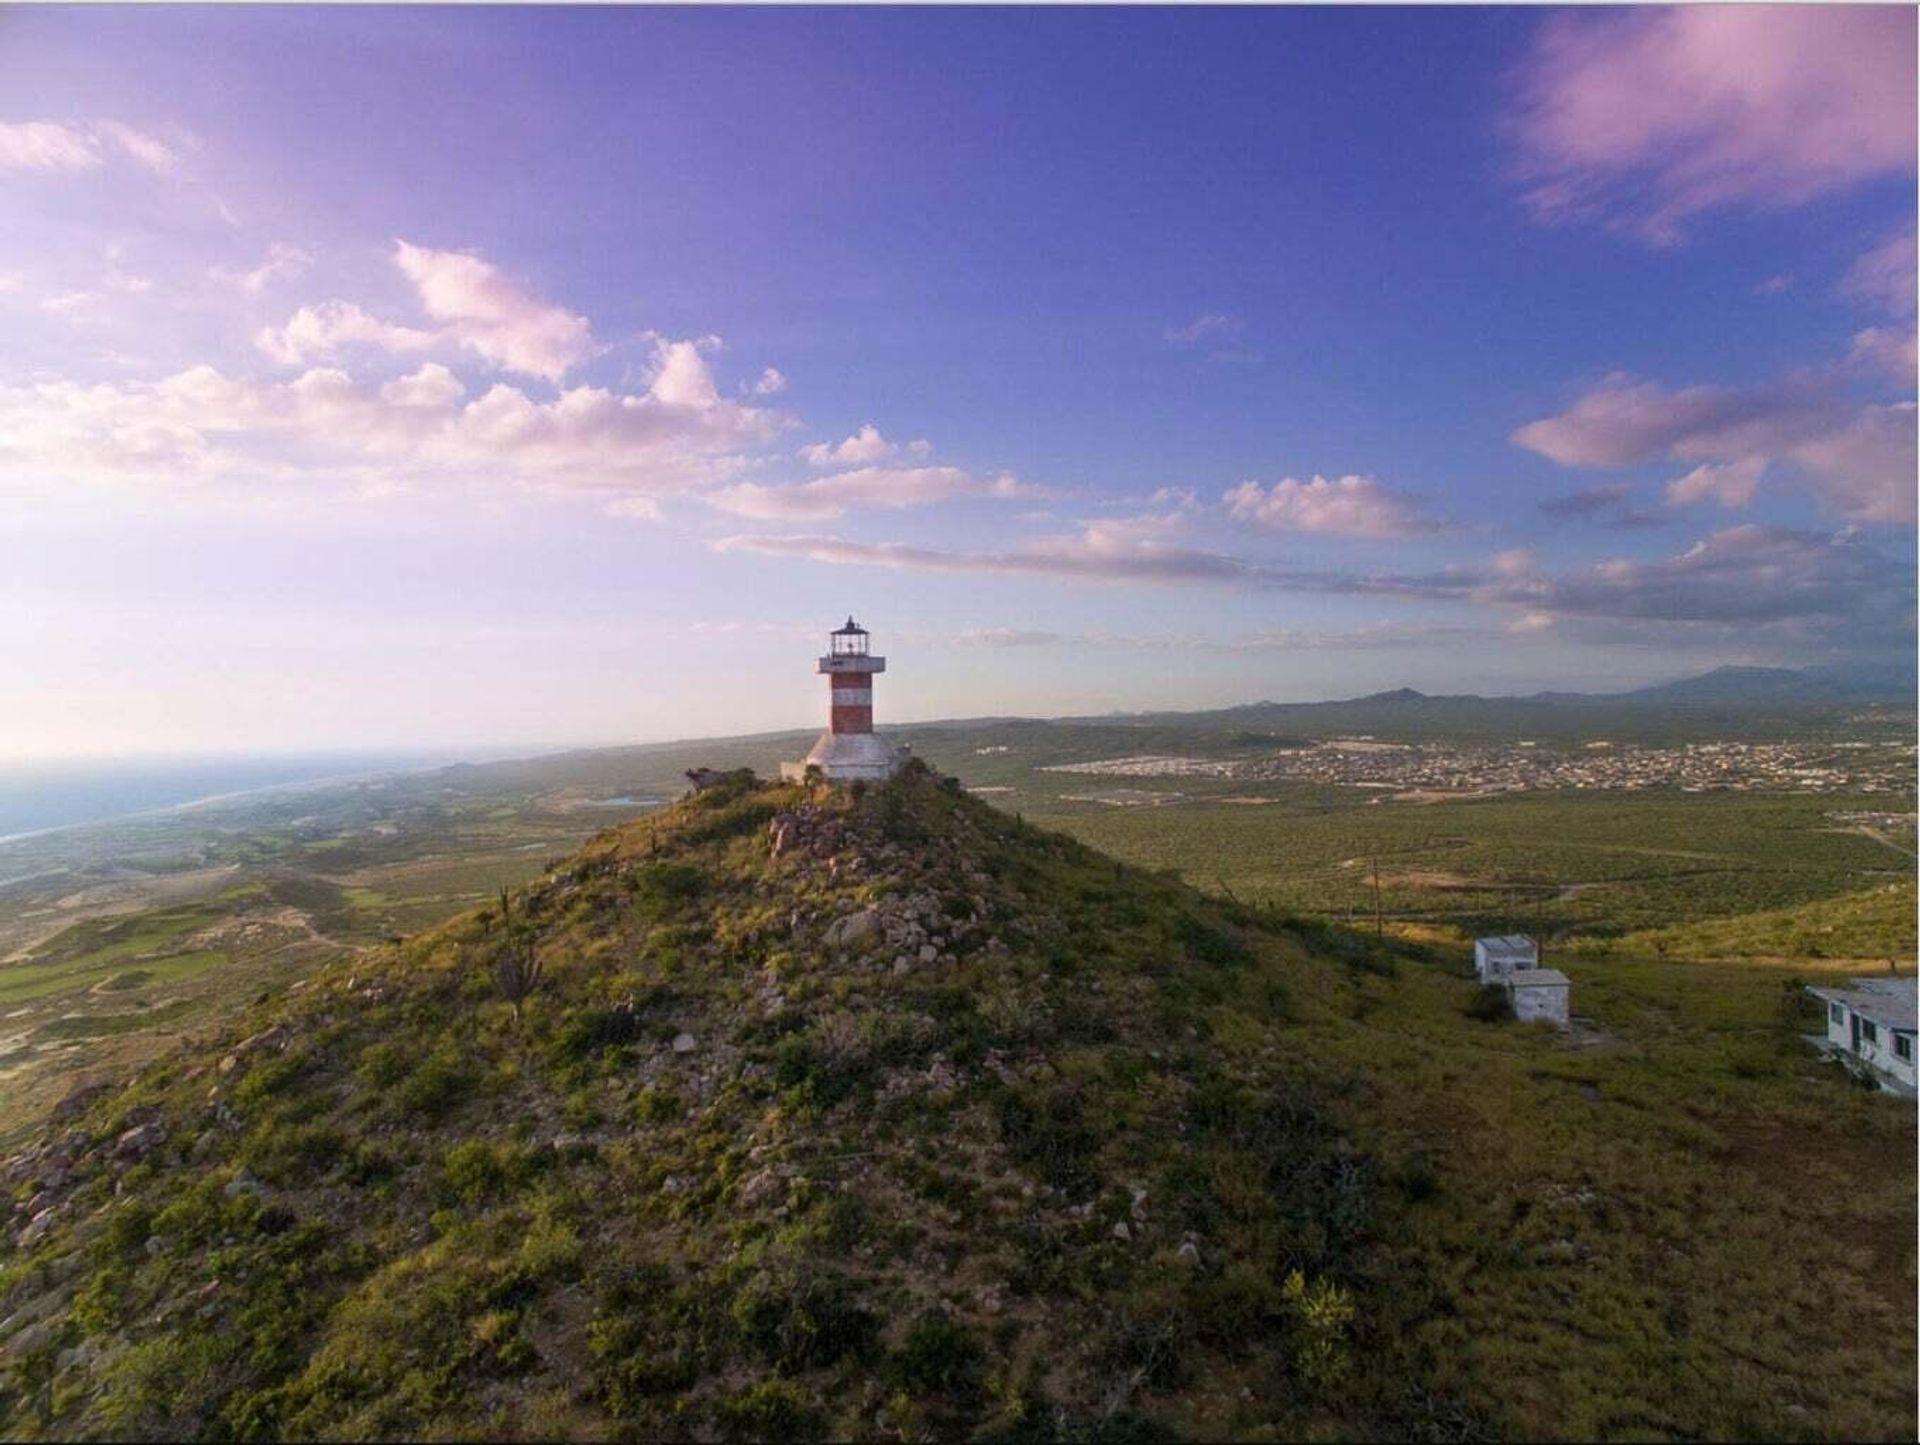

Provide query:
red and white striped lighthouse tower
left=782, top=617, right=904, bottom=782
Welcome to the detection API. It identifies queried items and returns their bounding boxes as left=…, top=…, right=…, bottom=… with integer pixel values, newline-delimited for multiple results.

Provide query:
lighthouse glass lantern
left=780, top=617, right=904, bottom=782
left=830, top=618, right=870, bottom=658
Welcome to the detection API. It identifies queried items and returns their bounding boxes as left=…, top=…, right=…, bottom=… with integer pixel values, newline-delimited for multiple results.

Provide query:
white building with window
left=1474, top=934, right=1538, bottom=983
left=1472, top=935, right=1570, bottom=1028
left=1806, top=978, right=1917, bottom=1096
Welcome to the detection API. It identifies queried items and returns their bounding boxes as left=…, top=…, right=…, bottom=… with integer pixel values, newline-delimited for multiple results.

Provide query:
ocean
left=0, top=753, right=457, bottom=842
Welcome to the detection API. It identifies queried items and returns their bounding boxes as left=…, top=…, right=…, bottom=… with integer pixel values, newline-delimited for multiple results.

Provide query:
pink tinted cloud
left=1511, top=7, right=1916, bottom=241
left=1224, top=475, right=1438, bottom=537
left=1515, top=375, right=1915, bottom=524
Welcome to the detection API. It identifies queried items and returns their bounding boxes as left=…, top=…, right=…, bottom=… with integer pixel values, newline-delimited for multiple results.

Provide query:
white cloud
left=1515, top=374, right=1915, bottom=524
left=213, top=242, right=313, bottom=294
left=379, top=363, right=466, bottom=409
left=714, top=519, right=1909, bottom=648
left=750, top=368, right=787, bottom=396
left=710, top=466, right=1033, bottom=522
left=799, top=423, right=929, bottom=468
left=1224, top=475, right=1438, bottom=537
left=1665, top=457, right=1765, bottom=510
left=0, top=338, right=784, bottom=508
left=392, top=240, right=596, bottom=383
left=1848, top=327, right=1918, bottom=384
left=1509, top=8, right=1916, bottom=241
left=1843, top=228, right=1917, bottom=318
left=1164, top=313, right=1245, bottom=346
left=951, top=628, right=1062, bottom=648
left=256, top=301, right=438, bottom=367
left=93, top=121, right=177, bottom=173
left=0, top=119, right=176, bottom=174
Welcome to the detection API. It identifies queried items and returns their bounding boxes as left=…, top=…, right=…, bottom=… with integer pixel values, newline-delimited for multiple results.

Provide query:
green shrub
left=356, top=1041, right=410, bottom=1089
left=890, top=1309, right=983, bottom=1398
left=550, top=1003, right=645, bottom=1064
left=1281, top=1269, right=1356, bottom=1390
left=630, top=861, right=710, bottom=905
left=716, top=1380, right=824, bottom=1442
left=994, top=1084, right=1100, bottom=1196
left=729, top=1264, right=876, bottom=1373
left=398, top=1047, right=472, bottom=1121
left=441, top=1140, right=532, bottom=1207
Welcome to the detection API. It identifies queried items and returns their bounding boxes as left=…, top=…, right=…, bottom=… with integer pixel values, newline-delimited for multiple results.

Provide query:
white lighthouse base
left=781, top=730, right=904, bottom=783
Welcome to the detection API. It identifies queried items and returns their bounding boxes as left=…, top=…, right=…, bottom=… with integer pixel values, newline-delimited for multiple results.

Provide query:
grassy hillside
left=1599, top=880, right=1916, bottom=962
left=0, top=766, right=1911, bottom=1440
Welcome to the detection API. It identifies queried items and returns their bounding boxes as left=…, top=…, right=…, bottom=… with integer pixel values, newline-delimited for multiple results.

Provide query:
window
left=1829, top=1002, right=1845, bottom=1026
left=1860, top=1019, right=1879, bottom=1046
left=1895, top=1034, right=1913, bottom=1064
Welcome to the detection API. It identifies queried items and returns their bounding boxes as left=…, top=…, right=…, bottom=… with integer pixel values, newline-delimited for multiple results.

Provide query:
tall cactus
left=493, top=885, right=545, bottom=1024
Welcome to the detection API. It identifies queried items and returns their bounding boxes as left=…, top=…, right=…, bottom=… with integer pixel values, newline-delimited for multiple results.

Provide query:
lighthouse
left=780, top=617, right=905, bottom=782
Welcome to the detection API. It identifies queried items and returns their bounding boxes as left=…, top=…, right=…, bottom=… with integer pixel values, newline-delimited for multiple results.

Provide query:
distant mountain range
left=1346, top=663, right=1915, bottom=709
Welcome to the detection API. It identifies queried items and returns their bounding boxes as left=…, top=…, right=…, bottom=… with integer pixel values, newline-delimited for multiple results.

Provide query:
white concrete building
left=1806, top=978, right=1917, bottom=1096
left=1507, top=968, right=1571, bottom=1026
left=1474, top=934, right=1538, bottom=984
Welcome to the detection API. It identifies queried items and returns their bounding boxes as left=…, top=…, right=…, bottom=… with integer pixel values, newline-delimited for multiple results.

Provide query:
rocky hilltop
left=0, top=762, right=1421, bottom=1441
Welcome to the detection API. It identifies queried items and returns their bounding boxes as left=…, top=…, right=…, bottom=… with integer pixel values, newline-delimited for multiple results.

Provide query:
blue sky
left=1, top=5, right=1913, bottom=757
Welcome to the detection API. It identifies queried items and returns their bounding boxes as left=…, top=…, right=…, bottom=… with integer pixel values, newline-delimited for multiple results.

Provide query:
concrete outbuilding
left=1507, top=967, right=1571, bottom=1026
left=1474, top=934, right=1538, bottom=984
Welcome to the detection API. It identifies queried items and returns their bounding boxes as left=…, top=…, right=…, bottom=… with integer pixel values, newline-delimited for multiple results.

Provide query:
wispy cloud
left=1164, top=313, right=1244, bottom=346
left=1538, top=483, right=1664, bottom=529
left=0, top=119, right=178, bottom=174
left=710, top=466, right=1036, bottom=522
left=1225, top=475, right=1440, bottom=537
left=212, top=242, right=312, bottom=294
left=1514, top=374, right=1915, bottom=524
left=1843, top=228, right=1918, bottom=318
left=1509, top=8, right=1916, bottom=242
left=950, top=627, right=1062, bottom=648
left=715, top=521, right=1908, bottom=645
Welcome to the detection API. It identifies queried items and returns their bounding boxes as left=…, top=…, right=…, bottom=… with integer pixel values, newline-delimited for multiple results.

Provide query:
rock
left=826, top=909, right=881, bottom=950
left=671, top=1032, right=697, bottom=1054
left=18, top=1208, right=60, bottom=1247
left=223, top=1170, right=267, bottom=1200
left=217, top=1025, right=289, bottom=1075
left=113, top=1122, right=165, bottom=1163
left=1111, top=1221, right=1132, bottom=1242
left=1177, top=1241, right=1201, bottom=1266
left=892, top=956, right=911, bottom=975
left=918, top=943, right=938, bottom=963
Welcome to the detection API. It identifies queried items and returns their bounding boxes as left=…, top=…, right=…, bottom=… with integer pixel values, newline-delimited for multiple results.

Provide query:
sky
left=1, top=4, right=1914, bottom=759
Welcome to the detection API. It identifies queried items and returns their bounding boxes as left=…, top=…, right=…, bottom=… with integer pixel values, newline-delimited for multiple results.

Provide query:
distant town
left=1041, top=738, right=1918, bottom=799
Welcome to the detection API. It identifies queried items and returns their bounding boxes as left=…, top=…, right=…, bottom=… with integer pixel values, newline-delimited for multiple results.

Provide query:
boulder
left=826, top=909, right=881, bottom=951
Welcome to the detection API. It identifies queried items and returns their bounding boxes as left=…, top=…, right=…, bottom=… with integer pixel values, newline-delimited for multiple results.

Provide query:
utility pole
left=1371, top=857, right=1384, bottom=939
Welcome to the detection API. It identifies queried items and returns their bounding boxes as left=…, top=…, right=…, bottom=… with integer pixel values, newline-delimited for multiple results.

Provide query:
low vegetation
left=0, top=765, right=1911, bottom=1439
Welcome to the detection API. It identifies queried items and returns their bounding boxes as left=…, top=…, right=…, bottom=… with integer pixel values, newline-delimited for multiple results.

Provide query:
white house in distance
left=1474, top=934, right=1537, bottom=982
left=1474, top=934, right=1570, bottom=1027
left=1806, top=978, right=1917, bottom=1096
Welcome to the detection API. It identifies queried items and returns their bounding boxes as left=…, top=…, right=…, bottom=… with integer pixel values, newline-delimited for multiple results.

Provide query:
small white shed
left=1474, top=934, right=1538, bottom=983
left=1507, top=968, right=1571, bottom=1026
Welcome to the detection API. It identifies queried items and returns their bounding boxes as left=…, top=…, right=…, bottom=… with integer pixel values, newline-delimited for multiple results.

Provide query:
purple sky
left=1, top=6, right=1913, bottom=758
